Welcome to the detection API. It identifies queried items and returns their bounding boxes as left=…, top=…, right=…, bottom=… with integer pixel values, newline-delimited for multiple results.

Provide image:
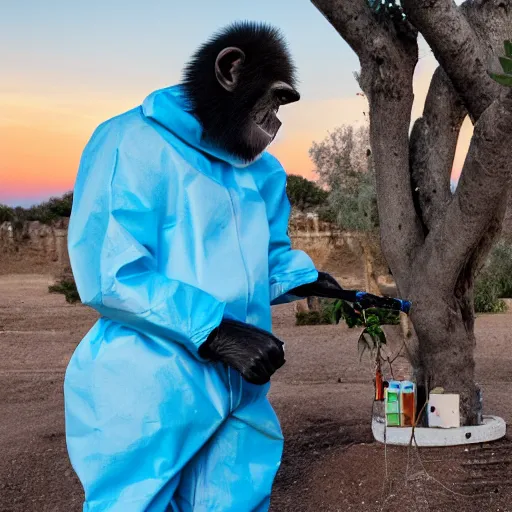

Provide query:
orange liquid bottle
left=400, top=381, right=416, bottom=426
left=375, top=368, right=384, bottom=401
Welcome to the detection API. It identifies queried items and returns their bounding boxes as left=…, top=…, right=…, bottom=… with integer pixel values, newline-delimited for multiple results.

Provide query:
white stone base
left=372, top=415, right=506, bottom=447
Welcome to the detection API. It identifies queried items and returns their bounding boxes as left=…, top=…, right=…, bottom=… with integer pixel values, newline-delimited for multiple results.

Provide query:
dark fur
left=181, top=21, right=297, bottom=163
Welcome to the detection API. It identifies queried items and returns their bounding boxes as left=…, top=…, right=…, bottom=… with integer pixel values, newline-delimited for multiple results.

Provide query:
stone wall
left=0, top=218, right=70, bottom=275
left=289, top=210, right=394, bottom=293
left=0, top=213, right=391, bottom=290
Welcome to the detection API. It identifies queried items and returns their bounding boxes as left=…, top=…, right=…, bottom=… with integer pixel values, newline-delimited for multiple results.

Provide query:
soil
left=1, top=274, right=511, bottom=512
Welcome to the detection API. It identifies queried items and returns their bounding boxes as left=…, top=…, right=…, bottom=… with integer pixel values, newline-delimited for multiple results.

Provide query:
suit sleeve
left=68, top=129, right=226, bottom=358
left=260, top=165, right=318, bottom=305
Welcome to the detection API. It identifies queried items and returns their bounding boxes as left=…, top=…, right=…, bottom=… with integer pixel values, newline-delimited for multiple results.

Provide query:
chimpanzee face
left=182, top=22, right=300, bottom=164
left=214, top=46, right=300, bottom=160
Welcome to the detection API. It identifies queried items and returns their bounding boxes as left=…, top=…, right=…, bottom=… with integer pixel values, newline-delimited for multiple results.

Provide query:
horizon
left=1, top=0, right=468, bottom=207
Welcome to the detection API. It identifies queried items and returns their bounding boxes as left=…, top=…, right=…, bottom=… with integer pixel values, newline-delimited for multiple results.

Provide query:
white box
left=427, top=393, right=460, bottom=428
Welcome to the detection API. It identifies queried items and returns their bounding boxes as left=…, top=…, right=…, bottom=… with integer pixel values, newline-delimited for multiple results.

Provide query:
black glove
left=288, top=271, right=358, bottom=302
left=198, top=319, right=285, bottom=385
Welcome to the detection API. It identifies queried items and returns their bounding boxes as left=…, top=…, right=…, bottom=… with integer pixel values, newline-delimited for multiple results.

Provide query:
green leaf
left=331, top=301, right=343, bottom=324
left=499, top=56, right=512, bottom=74
left=505, top=40, right=512, bottom=59
left=366, top=324, right=382, bottom=338
left=371, top=330, right=386, bottom=348
left=366, top=314, right=380, bottom=327
left=490, top=73, right=512, bottom=87
left=341, top=301, right=364, bottom=328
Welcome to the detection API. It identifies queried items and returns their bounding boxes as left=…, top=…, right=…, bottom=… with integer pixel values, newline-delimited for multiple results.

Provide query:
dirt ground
left=1, top=274, right=512, bottom=512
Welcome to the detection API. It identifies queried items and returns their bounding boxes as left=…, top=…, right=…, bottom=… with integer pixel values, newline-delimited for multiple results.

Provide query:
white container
left=428, top=393, right=460, bottom=428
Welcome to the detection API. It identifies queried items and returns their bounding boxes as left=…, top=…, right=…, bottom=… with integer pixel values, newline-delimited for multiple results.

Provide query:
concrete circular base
left=372, top=415, right=506, bottom=447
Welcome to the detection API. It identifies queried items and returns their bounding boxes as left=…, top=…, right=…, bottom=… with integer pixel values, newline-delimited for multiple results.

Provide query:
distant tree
left=310, top=122, right=382, bottom=295
left=0, top=205, right=14, bottom=223
left=311, top=124, right=370, bottom=191
left=286, top=174, right=328, bottom=211
left=0, top=192, right=74, bottom=226
left=46, top=191, right=73, bottom=218
left=310, top=123, right=378, bottom=232
left=25, top=192, right=74, bottom=223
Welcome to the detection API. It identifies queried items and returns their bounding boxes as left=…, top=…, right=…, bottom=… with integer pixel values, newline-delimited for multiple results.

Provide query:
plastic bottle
left=400, top=381, right=416, bottom=427
left=385, top=381, right=401, bottom=426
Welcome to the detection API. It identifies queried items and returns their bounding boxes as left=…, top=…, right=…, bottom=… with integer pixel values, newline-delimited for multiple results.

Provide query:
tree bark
left=401, top=0, right=503, bottom=121
left=410, top=67, right=467, bottom=233
left=311, top=0, right=512, bottom=425
left=359, top=233, right=381, bottom=296
left=411, top=297, right=479, bottom=424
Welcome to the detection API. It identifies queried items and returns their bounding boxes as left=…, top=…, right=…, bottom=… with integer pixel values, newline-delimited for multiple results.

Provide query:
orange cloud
left=0, top=125, right=83, bottom=195
left=0, top=90, right=141, bottom=202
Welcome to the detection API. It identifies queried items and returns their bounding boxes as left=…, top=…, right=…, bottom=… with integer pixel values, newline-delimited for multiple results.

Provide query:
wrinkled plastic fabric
left=64, top=85, right=318, bottom=511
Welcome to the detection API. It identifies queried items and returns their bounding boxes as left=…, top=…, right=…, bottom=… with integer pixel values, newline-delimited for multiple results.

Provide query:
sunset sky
left=0, top=0, right=471, bottom=207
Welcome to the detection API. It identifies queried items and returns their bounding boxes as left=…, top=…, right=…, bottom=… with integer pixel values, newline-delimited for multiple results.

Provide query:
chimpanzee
left=65, top=21, right=362, bottom=511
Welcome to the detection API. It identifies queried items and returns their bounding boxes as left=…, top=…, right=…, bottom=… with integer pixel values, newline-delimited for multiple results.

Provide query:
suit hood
left=142, top=85, right=262, bottom=168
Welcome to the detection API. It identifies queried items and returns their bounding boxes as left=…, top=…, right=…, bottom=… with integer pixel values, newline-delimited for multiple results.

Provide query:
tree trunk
left=360, top=234, right=380, bottom=296
left=408, top=194, right=506, bottom=425
left=410, top=291, right=479, bottom=426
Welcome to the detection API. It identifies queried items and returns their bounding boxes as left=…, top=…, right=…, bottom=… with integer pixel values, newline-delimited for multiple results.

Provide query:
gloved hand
left=198, top=319, right=286, bottom=385
left=289, top=271, right=411, bottom=314
left=289, top=271, right=358, bottom=302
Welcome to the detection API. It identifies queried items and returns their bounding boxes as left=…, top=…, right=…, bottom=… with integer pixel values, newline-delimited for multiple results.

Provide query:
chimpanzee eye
left=275, top=92, right=289, bottom=104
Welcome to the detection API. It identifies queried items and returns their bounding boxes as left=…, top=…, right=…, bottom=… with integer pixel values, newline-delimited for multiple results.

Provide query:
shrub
left=295, top=310, right=331, bottom=326
left=0, top=192, right=73, bottom=226
left=295, top=298, right=337, bottom=325
left=286, top=175, right=328, bottom=211
left=317, top=204, right=337, bottom=223
left=474, top=278, right=507, bottom=313
left=0, top=205, right=14, bottom=223
left=48, top=267, right=80, bottom=304
left=474, top=241, right=512, bottom=313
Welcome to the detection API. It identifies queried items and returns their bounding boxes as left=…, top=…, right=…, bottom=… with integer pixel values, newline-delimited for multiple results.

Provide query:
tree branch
left=410, top=67, right=467, bottom=232
left=402, top=0, right=502, bottom=121
left=310, top=0, right=389, bottom=59
left=370, top=94, right=425, bottom=281
left=461, top=0, right=512, bottom=63
left=408, top=0, right=512, bottom=233
left=419, top=88, right=512, bottom=293
left=406, top=0, right=512, bottom=288
left=311, top=0, right=424, bottom=281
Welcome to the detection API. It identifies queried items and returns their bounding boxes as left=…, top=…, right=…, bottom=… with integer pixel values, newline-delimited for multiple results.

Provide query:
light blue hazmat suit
left=64, top=85, right=318, bottom=512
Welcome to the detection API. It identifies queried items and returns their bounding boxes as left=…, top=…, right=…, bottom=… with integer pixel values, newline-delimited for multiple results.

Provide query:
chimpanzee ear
left=215, top=47, right=245, bottom=92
